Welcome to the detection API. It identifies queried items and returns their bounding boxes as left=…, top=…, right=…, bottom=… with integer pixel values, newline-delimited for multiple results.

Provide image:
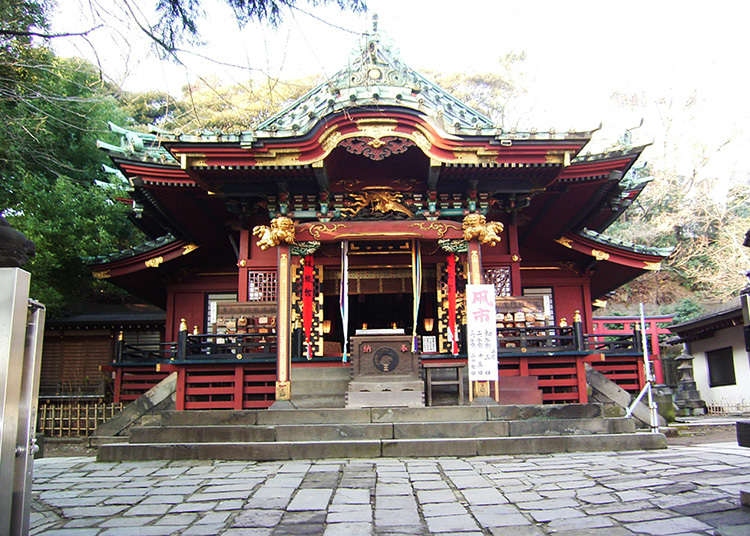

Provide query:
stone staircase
left=97, top=403, right=666, bottom=462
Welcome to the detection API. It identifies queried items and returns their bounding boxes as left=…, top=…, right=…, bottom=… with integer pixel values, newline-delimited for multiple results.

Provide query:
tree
left=1, top=3, right=145, bottom=314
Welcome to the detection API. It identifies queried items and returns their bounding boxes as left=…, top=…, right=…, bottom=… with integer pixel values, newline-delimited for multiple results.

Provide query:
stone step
left=98, top=432, right=666, bottom=462
left=150, top=403, right=615, bottom=427
left=128, top=417, right=635, bottom=444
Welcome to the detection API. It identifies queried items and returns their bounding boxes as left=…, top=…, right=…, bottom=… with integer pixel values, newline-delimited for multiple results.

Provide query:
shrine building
left=89, top=28, right=671, bottom=412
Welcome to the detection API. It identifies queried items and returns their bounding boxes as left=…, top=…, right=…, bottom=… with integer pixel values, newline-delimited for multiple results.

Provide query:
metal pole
left=640, top=303, right=659, bottom=433
left=0, top=268, right=31, bottom=536
left=11, top=298, right=45, bottom=535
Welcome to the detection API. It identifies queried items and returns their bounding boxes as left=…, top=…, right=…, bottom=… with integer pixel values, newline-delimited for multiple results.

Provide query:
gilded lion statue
left=253, top=216, right=296, bottom=250
left=462, top=214, right=504, bottom=246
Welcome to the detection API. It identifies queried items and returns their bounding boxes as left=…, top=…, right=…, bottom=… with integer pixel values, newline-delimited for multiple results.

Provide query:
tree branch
left=0, top=25, right=104, bottom=39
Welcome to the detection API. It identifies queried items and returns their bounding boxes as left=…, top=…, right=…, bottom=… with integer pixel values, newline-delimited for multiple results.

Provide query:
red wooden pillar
left=238, top=229, right=250, bottom=302
left=113, top=369, right=122, bottom=404
left=649, top=319, right=664, bottom=384
left=234, top=365, right=244, bottom=410
left=507, top=215, right=522, bottom=296
left=175, top=367, right=186, bottom=411
left=575, top=355, right=588, bottom=404
left=275, top=243, right=292, bottom=402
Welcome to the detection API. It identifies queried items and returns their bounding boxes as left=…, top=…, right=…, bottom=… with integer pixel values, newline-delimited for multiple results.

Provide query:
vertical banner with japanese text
left=466, top=284, right=499, bottom=382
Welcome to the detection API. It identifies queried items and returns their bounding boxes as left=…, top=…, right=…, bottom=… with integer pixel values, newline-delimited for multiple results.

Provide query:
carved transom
left=338, top=136, right=416, bottom=161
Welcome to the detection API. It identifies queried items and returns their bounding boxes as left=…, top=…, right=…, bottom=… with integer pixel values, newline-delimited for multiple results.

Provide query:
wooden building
left=90, top=29, right=671, bottom=410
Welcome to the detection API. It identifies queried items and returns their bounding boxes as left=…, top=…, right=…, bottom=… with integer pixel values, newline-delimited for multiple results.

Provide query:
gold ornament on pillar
left=252, top=216, right=296, bottom=250
left=461, top=214, right=504, bottom=246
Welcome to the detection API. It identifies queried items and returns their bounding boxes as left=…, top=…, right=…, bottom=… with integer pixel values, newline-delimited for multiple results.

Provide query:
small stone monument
left=673, top=351, right=706, bottom=416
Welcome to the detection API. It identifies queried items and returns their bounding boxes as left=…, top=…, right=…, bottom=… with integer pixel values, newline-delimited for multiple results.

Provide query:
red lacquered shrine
left=91, top=29, right=671, bottom=410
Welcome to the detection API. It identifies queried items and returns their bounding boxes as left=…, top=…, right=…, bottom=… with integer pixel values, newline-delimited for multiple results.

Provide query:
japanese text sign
left=467, top=284, right=499, bottom=382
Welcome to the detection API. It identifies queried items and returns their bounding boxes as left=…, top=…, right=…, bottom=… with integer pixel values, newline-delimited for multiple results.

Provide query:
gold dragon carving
left=253, top=216, right=296, bottom=250
left=340, top=187, right=414, bottom=218
left=462, top=214, right=504, bottom=246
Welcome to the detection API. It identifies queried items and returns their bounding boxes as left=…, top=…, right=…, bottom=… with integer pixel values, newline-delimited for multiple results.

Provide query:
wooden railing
left=497, top=325, right=577, bottom=353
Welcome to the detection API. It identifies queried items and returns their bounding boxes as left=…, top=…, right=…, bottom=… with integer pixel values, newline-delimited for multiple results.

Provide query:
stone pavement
left=30, top=442, right=750, bottom=535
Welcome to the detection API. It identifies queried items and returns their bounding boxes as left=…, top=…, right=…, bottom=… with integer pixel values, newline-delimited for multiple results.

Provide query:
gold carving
left=179, top=318, right=188, bottom=332
left=411, top=221, right=461, bottom=238
left=574, top=310, right=582, bottom=323
left=145, top=256, right=164, bottom=268
left=511, top=254, right=520, bottom=262
left=473, top=381, right=490, bottom=398
left=252, top=216, right=296, bottom=250
left=555, top=237, right=573, bottom=249
left=462, top=214, right=504, bottom=246
left=275, top=380, right=291, bottom=400
left=92, top=270, right=111, bottom=279
left=308, top=223, right=346, bottom=239
left=182, top=244, right=199, bottom=255
left=340, top=187, right=414, bottom=218
left=643, top=261, right=662, bottom=271
left=470, top=250, right=481, bottom=284
left=591, top=249, right=610, bottom=261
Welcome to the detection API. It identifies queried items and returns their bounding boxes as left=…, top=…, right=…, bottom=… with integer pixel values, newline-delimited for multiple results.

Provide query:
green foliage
left=1, top=4, right=144, bottom=315
left=670, top=298, right=704, bottom=324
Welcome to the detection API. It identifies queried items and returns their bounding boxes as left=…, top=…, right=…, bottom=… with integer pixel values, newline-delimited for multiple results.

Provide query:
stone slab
left=382, top=438, right=478, bottom=457
left=347, top=390, right=423, bottom=409
left=371, top=406, right=487, bottom=423
left=257, top=408, right=371, bottom=425
left=276, top=423, right=393, bottom=441
left=157, top=409, right=258, bottom=426
left=393, top=421, right=508, bottom=439
left=128, top=425, right=275, bottom=443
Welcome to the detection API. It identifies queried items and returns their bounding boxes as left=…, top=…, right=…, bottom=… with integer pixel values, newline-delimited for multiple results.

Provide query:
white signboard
left=467, top=284, right=499, bottom=382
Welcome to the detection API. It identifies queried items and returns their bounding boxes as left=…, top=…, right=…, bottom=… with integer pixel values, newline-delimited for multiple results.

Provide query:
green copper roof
left=578, top=228, right=673, bottom=257
left=85, top=234, right=176, bottom=265
left=97, top=122, right=177, bottom=165
left=252, top=28, right=497, bottom=138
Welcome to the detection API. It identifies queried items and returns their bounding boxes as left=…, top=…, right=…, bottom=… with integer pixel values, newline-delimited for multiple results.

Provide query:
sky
left=50, top=0, right=750, bottom=186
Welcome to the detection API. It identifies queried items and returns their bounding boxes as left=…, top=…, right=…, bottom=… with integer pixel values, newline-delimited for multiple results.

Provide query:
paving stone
left=449, top=475, right=491, bottom=489
left=181, top=525, right=226, bottom=536
left=327, top=506, right=373, bottom=523
left=100, top=516, right=158, bottom=527
left=376, top=495, right=417, bottom=509
left=469, top=505, right=529, bottom=527
left=332, top=487, right=370, bottom=504
left=697, top=509, right=750, bottom=527
left=412, top=480, right=448, bottom=490
left=583, top=499, right=653, bottom=515
left=611, top=509, right=672, bottom=522
left=488, top=526, right=544, bottom=536
left=579, top=493, right=617, bottom=504
left=415, top=489, right=456, bottom=503
left=421, top=502, right=467, bottom=517
left=375, top=483, right=412, bottom=496
left=38, top=530, right=101, bottom=536
left=61, top=505, right=128, bottom=518
left=461, top=487, right=507, bottom=505
left=504, top=491, right=542, bottom=502
left=221, top=529, right=272, bottom=536
left=155, top=513, right=199, bottom=525
left=323, top=522, right=373, bottom=536
left=215, top=499, right=244, bottom=510
left=424, top=513, right=480, bottom=532
left=100, top=528, right=178, bottom=536
left=528, top=507, right=586, bottom=523
left=670, top=498, right=739, bottom=515
left=63, top=518, right=106, bottom=528
left=232, top=509, right=284, bottom=528
left=139, top=495, right=185, bottom=505
left=615, top=489, right=652, bottom=501
left=274, top=522, right=325, bottom=534
left=624, top=516, right=713, bottom=534
left=197, top=512, right=231, bottom=524
left=169, top=501, right=218, bottom=513
left=287, top=488, right=333, bottom=511
left=546, top=515, right=614, bottom=531
left=517, top=498, right=579, bottom=510
left=374, top=508, right=421, bottom=526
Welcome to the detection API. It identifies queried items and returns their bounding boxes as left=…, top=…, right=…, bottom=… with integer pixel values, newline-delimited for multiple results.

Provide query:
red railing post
left=576, top=355, right=588, bottom=404
left=234, top=365, right=244, bottom=410
left=175, top=367, right=186, bottom=411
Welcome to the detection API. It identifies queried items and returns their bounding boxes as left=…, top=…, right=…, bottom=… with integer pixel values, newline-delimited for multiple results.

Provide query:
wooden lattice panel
left=484, top=266, right=512, bottom=297
left=436, top=261, right=467, bottom=353
left=291, top=264, right=324, bottom=357
left=248, top=270, right=277, bottom=302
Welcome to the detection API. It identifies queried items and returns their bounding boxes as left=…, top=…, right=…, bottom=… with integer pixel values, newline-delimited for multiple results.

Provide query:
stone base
left=471, top=396, right=499, bottom=406
left=269, top=399, right=297, bottom=410
left=346, top=375, right=424, bottom=408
